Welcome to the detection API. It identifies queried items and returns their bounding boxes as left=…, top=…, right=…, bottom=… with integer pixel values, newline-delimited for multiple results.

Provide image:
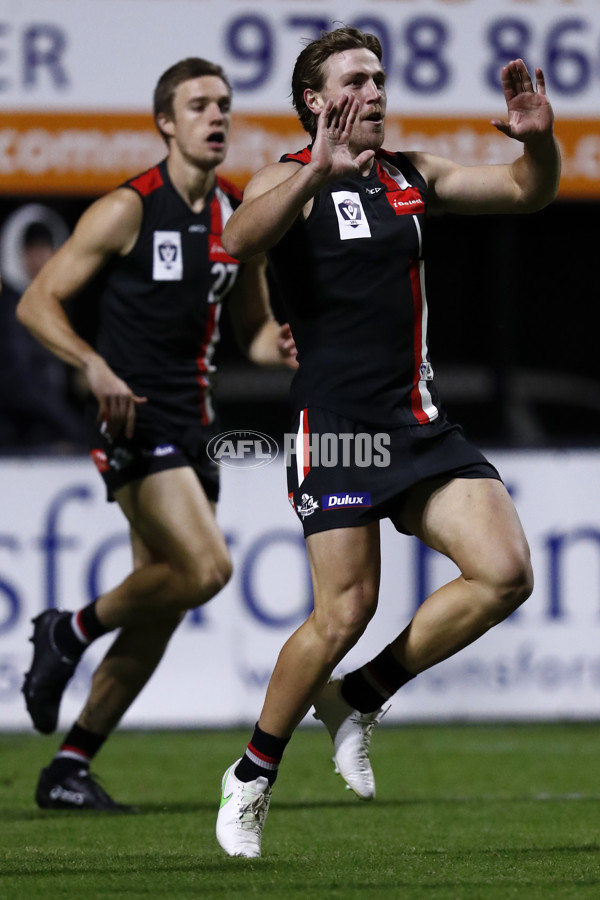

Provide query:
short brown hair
left=291, top=26, right=383, bottom=139
left=153, top=58, right=231, bottom=143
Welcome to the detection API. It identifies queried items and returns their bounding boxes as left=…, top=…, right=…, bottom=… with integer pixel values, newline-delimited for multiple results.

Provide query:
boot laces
left=239, top=784, right=270, bottom=833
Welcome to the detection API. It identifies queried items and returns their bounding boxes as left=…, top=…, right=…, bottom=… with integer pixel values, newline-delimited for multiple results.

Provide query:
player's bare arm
left=222, top=162, right=315, bottom=261
left=228, top=254, right=298, bottom=369
left=16, top=188, right=147, bottom=438
left=222, top=95, right=373, bottom=261
left=411, top=59, right=560, bottom=216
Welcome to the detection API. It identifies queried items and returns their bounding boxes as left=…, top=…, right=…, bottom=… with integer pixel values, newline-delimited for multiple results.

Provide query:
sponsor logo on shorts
left=207, top=430, right=279, bottom=469
left=152, top=444, right=177, bottom=457
left=297, top=493, right=319, bottom=518
left=90, top=448, right=109, bottom=474
left=322, top=493, right=372, bottom=509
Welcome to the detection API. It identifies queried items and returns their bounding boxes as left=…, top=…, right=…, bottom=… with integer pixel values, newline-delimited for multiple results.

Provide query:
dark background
left=1, top=195, right=598, bottom=452
left=219, top=198, right=600, bottom=449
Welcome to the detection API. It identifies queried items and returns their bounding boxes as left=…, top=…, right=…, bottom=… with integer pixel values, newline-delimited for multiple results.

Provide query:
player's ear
left=304, top=88, right=324, bottom=115
left=156, top=112, right=175, bottom=140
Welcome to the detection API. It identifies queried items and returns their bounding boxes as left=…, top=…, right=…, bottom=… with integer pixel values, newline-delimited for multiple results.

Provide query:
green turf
left=1, top=723, right=600, bottom=898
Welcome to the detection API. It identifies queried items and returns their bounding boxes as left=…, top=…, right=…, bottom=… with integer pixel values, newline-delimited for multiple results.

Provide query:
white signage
left=1, top=451, right=599, bottom=730
left=0, top=1, right=599, bottom=117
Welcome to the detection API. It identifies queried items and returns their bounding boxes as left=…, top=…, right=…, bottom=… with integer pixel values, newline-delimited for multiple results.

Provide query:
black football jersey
left=95, top=158, right=241, bottom=428
left=268, top=147, right=442, bottom=428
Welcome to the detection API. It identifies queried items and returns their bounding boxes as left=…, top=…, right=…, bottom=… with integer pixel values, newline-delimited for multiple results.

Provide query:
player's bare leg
left=318, top=476, right=533, bottom=800
left=96, top=468, right=231, bottom=626
left=258, top=522, right=381, bottom=737
left=24, top=468, right=230, bottom=734
left=217, top=522, right=381, bottom=856
left=389, top=476, right=532, bottom=672
left=76, top=521, right=192, bottom=734
left=33, top=491, right=226, bottom=809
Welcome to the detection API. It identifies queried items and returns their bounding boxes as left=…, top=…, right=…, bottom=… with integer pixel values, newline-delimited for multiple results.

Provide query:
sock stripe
left=57, top=746, right=91, bottom=764
left=363, top=662, right=395, bottom=699
left=245, top=744, right=279, bottom=771
left=71, top=611, right=90, bottom=644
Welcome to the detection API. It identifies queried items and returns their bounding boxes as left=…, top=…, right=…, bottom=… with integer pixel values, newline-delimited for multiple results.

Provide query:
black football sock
left=341, top=644, right=416, bottom=713
left=53, top=600, right=110, bottom=660
left=49, top=723, right=107, bottom=775
left=234, top=723, right=290, bottom=786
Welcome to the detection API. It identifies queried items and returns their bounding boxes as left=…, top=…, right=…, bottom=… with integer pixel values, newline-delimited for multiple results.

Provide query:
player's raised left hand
left=491, top=59, right=554, bottom=143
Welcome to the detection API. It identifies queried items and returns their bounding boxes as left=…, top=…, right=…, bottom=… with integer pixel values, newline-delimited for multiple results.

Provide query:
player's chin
left=360, top=129, right=384, bottom=152
left=206, top=141, right=227, bottom=157
left=197, top=146, right=227, bottom=167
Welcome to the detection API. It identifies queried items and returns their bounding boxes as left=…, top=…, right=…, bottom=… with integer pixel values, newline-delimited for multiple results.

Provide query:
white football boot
left=216, top=759, right=272, bottom=858
left=313, top=678, right=387, bottom=801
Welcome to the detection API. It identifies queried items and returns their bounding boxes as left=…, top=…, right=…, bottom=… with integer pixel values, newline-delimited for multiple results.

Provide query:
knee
left=315, top=587, right=378, bottom=658
left=178, top=545, right=233, bottom=610
left=486, top=548, right=534, bottom=620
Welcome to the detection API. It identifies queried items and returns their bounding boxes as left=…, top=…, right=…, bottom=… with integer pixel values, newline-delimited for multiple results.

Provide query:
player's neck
left=166, top=152, right=217, bottom=214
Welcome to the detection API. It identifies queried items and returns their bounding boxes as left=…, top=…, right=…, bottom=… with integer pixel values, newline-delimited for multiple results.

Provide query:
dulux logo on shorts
left=323, top=492, right=372, bottom=509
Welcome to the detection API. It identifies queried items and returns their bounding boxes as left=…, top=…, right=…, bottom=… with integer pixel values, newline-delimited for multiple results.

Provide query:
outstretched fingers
left=339, top=95, right=359, bottom=137
left=535, top=67, right=547, bottom=96
left=516, top=59, right=534, bottom=92
left=501, top=58, right=536, bottom=100
left=322, top=94, right=359, bottom=140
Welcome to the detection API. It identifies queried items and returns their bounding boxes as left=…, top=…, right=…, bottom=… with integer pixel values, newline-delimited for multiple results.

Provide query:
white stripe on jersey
left=296, top=409, right=306, bottom=487
left=412, top=215, right=438, bottom=423
left=215, top=186, right=235, bottom=227
left=377, top=157, right=411, bottom=190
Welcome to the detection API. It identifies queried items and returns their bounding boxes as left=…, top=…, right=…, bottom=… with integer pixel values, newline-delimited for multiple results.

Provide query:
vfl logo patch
left=153, top=231, right=183, bottom=280
left=339, top=198, right=362, bottom=226
left=332, top=191, right=371, bottom=240
left=323, top=492, right=372, bottom=510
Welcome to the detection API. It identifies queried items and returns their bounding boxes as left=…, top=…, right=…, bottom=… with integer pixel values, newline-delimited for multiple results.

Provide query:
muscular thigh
left=399, top=476, right=530, bottom=581
left=306, top=521, right=381, bottom=613
left=116, top=468, right=227, bottom=573
left=129, top=499, right=218, bottom=570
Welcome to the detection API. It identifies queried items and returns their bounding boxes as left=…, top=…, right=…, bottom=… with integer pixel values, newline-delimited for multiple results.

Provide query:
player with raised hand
left=216, top=27, right=559, bottom=857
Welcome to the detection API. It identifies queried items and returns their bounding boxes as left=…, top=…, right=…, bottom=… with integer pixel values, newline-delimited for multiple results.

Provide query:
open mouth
left=207, top=131, right=226, bottom=145
left=364, top=112, right=383, bottom=123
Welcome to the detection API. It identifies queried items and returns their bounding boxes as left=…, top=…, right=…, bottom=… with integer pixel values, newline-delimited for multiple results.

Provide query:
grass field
left=1, top=723, right=600, bottom=898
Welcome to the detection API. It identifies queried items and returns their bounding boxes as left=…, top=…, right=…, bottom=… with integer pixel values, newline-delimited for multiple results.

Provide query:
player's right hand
left=84, top=355, right=147, bottom=440
left=311, top=95, right=375, bottom=180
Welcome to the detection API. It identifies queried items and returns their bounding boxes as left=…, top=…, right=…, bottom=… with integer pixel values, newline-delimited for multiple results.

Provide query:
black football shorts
left=87, top=403, right=220, bottom=503
left=286, top=406, right=501, bottom=538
